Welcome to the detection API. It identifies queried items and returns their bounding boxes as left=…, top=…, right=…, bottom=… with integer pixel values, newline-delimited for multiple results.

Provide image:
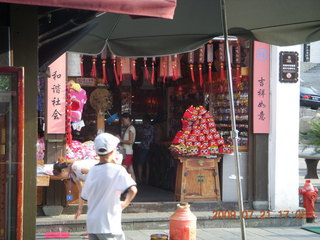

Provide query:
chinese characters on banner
left=46, top=54, right=66, bottom=134
left=253, top=42, right=270, bottom=133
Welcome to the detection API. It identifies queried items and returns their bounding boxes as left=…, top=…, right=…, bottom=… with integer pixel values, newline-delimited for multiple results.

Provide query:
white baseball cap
left=94, top=133, right=120, bottom=156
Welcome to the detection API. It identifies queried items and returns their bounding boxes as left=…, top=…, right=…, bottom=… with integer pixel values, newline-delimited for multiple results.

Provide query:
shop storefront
left=36, top=38, right=255, bottom=210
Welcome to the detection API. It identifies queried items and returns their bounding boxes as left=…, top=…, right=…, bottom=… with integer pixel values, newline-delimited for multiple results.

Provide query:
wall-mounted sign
left=47, top=54, right=66, bottom=134
left=76, top=77, right=96, bottom=87
left=279, top=51, right=299, bottom=83
left=253, top=42, right=270, bottom=134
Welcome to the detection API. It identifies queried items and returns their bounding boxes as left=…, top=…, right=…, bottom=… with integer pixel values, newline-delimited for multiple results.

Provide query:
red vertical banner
left=47, top=54, right=66, bottom=134
left=253, top=42, right=270, bottom=133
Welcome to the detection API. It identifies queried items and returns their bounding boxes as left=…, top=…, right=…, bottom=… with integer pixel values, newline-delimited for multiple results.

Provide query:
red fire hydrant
left=299, top=180, right=319, bottom=223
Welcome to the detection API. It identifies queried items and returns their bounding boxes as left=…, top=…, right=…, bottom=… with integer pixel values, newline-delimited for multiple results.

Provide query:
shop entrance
left=0, top=68, right=24, bottom=240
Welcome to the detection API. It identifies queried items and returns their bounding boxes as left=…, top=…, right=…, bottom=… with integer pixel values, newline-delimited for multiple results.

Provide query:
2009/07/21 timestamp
left=212, top=210, right=306, bottom=219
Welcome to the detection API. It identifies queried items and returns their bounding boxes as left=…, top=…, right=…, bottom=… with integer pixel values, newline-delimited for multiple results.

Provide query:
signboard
left=47, top=54, right=66, bottom=134
left=253, top=42, right=270, bottom=133
left=76, top=77, right=96, bottom=87
left=279, top=51, right=299, bottom=83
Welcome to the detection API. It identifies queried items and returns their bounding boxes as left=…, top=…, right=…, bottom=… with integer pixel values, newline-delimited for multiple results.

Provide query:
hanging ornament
left=219, top=41, right=226, bottom=81
left=160, top=56, right=168, bottom=84
left=80, top=54, right=84, bottom=77
left=131, top=58, right=138, bottom=80
left=65, top=84, right=72, bottom=145
left=90, top=55, right=97, bottom=77
left=234, top=40, right=241, bottom=89
left=144, top=57, right=150, bottom=81
left=151, top=57, right=155, bottom=85
left=188, top=51, right=195, bottom=83
left=172, top=54, right=179, bottom=81
left=198, top=45, right=205, bottom=87
left=101, top=47, right=108, bottom=84
left=112, top=55, right=120, bottom=85
left=207, top=41, right=213, bottom=84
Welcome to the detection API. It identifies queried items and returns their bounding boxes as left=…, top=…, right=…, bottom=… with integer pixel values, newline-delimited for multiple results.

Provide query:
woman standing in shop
left=119, top=113, right=136, bottom=181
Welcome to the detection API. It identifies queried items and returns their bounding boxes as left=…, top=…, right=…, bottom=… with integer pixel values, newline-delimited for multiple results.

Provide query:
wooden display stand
left=175, top=156, right=221, bottom=201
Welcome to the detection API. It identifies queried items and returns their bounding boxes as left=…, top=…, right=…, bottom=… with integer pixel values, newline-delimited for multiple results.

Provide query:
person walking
left=81, top=133, right=137, bottom=240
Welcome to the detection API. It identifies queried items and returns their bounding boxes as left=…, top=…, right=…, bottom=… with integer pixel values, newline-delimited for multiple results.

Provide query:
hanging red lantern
left=207, top=41, right=213, bottom=84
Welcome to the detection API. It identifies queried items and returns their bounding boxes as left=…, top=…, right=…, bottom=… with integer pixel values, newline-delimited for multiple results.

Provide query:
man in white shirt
left=81, top=133, right=137, bottom=240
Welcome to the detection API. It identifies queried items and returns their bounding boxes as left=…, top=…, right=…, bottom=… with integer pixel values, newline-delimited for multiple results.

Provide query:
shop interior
left=36, top=38, right=251, bottom=207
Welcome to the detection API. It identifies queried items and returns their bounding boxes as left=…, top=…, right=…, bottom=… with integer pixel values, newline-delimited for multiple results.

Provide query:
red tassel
left=208, top=63, right=213, bottom=84
left=199, top=64, right=203, bottom=87
left=80, top=55, right=84, bottom=77
left=151, top=60, right=155, bottom=85
left=172, top=55, right=178, bottom=80
left=102, top=60, right=107, bottom=84
left=131, top=59, right=137, bottom=80
left=144, top=59, right=149, bottom=80
left=113, top=59, right=119, bottom=85
left=162, top=62, right=167, bottom=84
left=235, top=64, right=241, bottom=90
left=220, top=62, right=225, bottom=81
left=119, top=59, right=123, bottom=83
left=90, top=56, right=97, bottom=77
left=190, top=64, right=195, bottom=83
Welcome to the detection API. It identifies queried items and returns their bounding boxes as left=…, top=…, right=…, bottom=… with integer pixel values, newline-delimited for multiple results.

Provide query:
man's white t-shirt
left=71, top=159, right=99, bottom=182
left=81, top=162, right=136, bottom=235
left=122, top=125, right=136, bottom=155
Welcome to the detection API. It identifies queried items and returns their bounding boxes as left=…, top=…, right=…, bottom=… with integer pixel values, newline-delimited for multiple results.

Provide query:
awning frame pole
left=220, top=0, right=247, bottom=239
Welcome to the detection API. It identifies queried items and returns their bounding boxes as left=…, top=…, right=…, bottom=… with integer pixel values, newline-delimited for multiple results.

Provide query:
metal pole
left=219, top=0, right=247, bottom=239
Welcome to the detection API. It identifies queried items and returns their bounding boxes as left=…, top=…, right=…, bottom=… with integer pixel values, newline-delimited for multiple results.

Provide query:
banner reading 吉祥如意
left=253, top=42, right=270, bottom=133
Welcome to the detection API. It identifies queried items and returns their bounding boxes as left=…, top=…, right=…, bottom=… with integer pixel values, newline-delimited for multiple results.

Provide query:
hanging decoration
left=80, top=54, right=84, bottom=77
left=112, top=55, right=120, bottom=85
left=172, top=54, right=179, bottom=81
left=131, top=58, right=138, bottom=80
left=160, top=56, right=168, bottom=84
left=188, top=51, right=195, bottom=83
left=198, top=45, right=205, bottom=87
left=101, top=47, right=108, bottom=84
left=234, top=40, right=241, bottom=90
left=151, top=57, right=155, bottom=85
left=90, top=55, right=97, bottom=77
left=66, top=83, right=72, bottom=145
left=207, top=41, right=214, bottom=84
left=144, top=57, right=150, bottom=81
left=219, top=41, right=226, bottom=81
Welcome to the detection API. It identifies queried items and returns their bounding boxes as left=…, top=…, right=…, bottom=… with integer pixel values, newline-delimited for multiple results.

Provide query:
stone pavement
left=36, top=227, right=320, bottom=240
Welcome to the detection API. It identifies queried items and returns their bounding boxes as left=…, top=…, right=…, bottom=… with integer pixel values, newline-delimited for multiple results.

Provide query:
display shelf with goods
left=210, top=77, right=249, bottom=151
